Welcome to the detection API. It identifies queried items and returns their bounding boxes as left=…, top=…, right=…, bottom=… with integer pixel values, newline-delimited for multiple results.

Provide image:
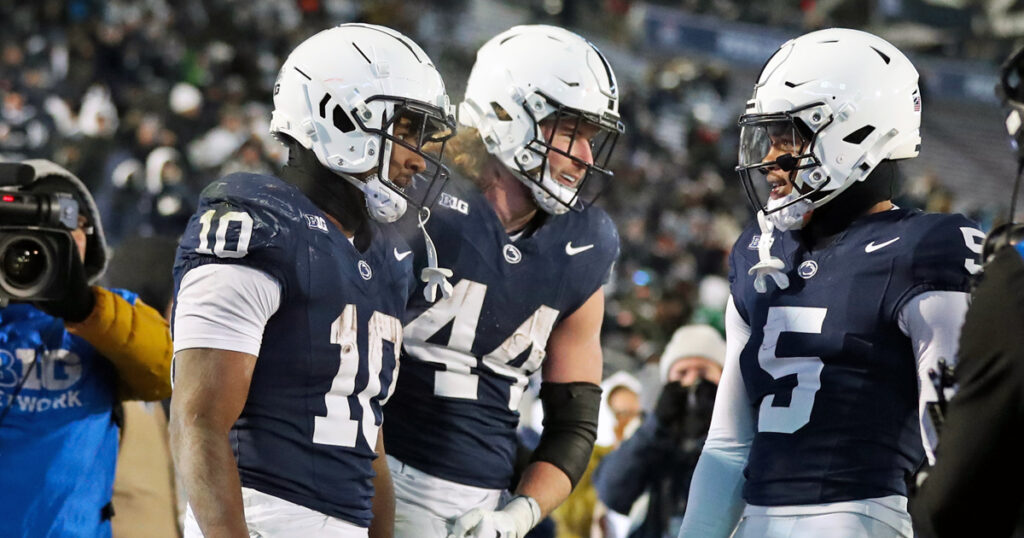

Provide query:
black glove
left=654, top=381, right=690, bottom=426
left=34, top=249, right=95, bottom=323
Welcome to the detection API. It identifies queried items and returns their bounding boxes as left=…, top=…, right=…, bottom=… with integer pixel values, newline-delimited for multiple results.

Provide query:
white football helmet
left=270, top=24, right=456, bottom=222
left=736, top=28, right=921, bottom=215
left=459, top=25, right=624, bottom=215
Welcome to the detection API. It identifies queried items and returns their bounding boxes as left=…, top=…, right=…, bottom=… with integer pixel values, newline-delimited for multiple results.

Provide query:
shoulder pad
left=905, top=212, right=984, bottom=283
left=581, top=205, right=620, bottom=260
left=887, top=212, right=983, bottom=317
left=176, top=173, right=311, bottom=287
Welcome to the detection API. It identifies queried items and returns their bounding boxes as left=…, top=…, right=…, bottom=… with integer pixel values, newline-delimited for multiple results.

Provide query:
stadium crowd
left=0, top=0, right=973, bottom=370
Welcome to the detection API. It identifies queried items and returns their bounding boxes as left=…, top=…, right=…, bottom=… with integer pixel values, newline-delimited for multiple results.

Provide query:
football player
left=677, top=29, right=984, bottom=538
left=382, top=25, right=623, bottom=538
left=168, top=24, right=456, bottom=538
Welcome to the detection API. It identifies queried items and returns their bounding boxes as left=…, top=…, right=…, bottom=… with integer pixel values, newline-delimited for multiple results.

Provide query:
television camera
left=0, top=162, right=81, bottom=303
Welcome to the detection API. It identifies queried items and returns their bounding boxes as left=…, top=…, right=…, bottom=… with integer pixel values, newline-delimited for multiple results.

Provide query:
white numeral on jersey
left=757, top=306, right=827, bottom=434
left=405, top=280, right=487, bottom=399
left=960, top=226, right=985, bottom=275
left=313, top=304, right=402, bottom=449
left=482, top=305, right=559, bottom=410
left=404, top=279, right=559, bottom=408
left=194, top=209, right=253, bottom=259
left=195, top=210, right=215, bottom=254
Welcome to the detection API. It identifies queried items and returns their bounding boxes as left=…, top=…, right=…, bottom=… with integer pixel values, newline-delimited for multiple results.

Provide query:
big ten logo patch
left=0, top=349, right=85, bottom=412
left=305, top=214, right=330, bottom=233
left=439, top=193, right=470, bottom=215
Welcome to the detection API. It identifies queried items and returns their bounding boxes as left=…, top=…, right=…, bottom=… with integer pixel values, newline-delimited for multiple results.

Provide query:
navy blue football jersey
left=383, top=177, right=619, bottom=489
left=172, top=173, right=413, bottom=527
left=729, top=207, right=983, bottom=506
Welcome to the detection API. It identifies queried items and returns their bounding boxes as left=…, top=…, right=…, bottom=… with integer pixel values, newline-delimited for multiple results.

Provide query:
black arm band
left=529, top=381, right=601, bottom=488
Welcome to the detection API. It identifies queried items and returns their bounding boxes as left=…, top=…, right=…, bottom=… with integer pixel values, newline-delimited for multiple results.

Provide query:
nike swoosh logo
left=565, top=242, right=595, bottom=256
left=865, top=237, right=900, bottom=253
left=394, top=248, right=413, bottom=261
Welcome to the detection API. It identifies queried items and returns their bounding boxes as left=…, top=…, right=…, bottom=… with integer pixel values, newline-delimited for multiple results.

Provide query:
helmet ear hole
left=333, top=105, right=355, bottom=133
left=490, top=102, right=512, bottom=121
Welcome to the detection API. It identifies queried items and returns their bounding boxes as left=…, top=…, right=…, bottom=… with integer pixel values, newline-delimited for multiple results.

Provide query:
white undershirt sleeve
left=897, top=289, right=970, bottom=464
left=678, top=295, right=753, bottom=538
left=173, top=263, right=283, bottom=356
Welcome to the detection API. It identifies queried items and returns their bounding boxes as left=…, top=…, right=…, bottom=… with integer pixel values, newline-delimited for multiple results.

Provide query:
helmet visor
left=735, top=112, right=819, bottom=213
left=737, top=115, right=811, bottom=169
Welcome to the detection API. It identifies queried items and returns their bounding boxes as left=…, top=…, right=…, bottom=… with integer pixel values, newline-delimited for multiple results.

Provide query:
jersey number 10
left=313, top=304, right=402, bottom=449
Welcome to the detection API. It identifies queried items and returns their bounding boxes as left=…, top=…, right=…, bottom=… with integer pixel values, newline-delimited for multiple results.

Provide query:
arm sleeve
left=677, top=295, right=752, bottom=538
left=66, top=287, right=174, bottom=401
left=896, top=290, right=969, bottom=463
left=172, top=264, right=282, bottom=356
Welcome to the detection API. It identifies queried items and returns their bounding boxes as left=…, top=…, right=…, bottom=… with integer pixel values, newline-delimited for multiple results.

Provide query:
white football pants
left=183, top=487, right=367, bottom=538
left=389, top=455, right=504, bottom=538
left=730, top=496, right=913, bottom=538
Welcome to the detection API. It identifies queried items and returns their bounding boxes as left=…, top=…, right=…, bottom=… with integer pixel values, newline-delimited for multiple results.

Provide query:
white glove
left=447, top=495, right=541, bottom=538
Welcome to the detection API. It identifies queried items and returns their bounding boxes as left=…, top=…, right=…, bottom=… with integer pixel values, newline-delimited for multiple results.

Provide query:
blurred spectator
left=166, top=82, right=206, bottom=147
left=689, top=275, right=729, bottom=337
left=186, top=104, right=247, bottom=171
left=72, top=85, right=120, bottom=192
left=0, top=87, right=53, bottom=160
left=594, top=325, right=725, bottom=538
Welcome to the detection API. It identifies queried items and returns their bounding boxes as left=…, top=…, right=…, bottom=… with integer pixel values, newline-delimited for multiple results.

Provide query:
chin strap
left=748, top=210, right=790, bottom=294
left=418, top=207, right=454, bottom=302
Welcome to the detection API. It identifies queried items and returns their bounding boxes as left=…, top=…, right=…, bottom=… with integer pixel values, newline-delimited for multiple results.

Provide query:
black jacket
left=912, top=243, right=1024, bottom=537
left=594, top=415, right=703, bottom=538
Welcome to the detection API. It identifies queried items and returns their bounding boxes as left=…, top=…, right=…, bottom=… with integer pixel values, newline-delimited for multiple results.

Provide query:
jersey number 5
left=758, top=306, right=827, bottom=434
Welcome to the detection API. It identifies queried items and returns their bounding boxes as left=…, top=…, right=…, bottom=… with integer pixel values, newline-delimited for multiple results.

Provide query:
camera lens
left=1, top=238, right=47, bottom=288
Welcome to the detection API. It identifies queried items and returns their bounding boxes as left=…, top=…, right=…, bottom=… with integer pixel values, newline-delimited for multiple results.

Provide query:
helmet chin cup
left=361, top=175, right=407, bottom=223
left=513, top=147, right=575, bottom=215
left=527, top=182, right=571, bottom=215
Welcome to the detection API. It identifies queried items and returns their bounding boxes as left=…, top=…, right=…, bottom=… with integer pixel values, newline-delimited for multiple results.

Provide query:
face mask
left=766, top=191, right=814, bottom=231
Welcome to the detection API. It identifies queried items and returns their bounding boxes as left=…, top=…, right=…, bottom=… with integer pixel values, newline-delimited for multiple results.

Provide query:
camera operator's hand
left=654, top=381, right=690, bottom=426
left=34, top=250, right=95, bottom=323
